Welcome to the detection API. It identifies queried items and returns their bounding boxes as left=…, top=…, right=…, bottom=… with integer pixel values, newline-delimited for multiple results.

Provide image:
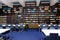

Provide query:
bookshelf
left=0, top=1, right=60, bottom=24
left=56, top=3, right=60, bottom=24
left=0, top=16, right=7, bottom=24
left=38, top=1, right=50, bottom=24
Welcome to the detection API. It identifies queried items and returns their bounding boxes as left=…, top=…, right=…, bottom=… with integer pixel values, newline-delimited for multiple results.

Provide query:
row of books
left=0, top=2, right=60, bottom=24
left=0, top=16, right=7, bottom=24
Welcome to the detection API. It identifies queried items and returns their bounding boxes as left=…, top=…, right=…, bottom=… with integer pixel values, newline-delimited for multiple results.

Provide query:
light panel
left=18, top=0, right=25, bottom=7
left=50, top=0, right=59, bottom=6
left=0, top=0, right=13, bottom=7
left=36, top=0, right=41, bottom=6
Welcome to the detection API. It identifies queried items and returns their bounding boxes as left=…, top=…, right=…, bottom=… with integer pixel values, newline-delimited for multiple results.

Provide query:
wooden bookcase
left=0, top=1, right=60, bottom=24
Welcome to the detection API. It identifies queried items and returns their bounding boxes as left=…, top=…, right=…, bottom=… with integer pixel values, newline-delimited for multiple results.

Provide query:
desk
left=0, top=28, right=10, bottom=34
left=42, top=29, right=60, bottom=36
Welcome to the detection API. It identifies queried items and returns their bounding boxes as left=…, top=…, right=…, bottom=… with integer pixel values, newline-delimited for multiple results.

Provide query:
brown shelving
left=0, top=1, right=60, bottom=24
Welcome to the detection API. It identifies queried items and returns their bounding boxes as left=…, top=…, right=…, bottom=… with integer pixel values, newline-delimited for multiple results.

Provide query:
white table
left=0, top=28, right=10, bottom=34
left=42, top=28, right=60, bottom=36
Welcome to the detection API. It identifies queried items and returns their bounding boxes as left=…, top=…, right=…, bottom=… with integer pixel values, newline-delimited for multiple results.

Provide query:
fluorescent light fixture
left=0, top=0, right=13, bottom=7
left=18, top=0, right=25, bottom=7
left=36, top=0, right=41, bottom=6
left=50, top=0, right=59, bottom=6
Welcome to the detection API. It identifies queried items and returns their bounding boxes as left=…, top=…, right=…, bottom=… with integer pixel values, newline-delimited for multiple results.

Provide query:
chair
left=0, top=24, right=2, bottom=28
left=2, top=24, right=6, bottom=29
left=0, top=37, right=4, bottom=40
left=11, top=24, right=16, bottom=31
left=20, top=24, right=24, bottom=32
left=48, top=24, right=51, bottom=29
left=53, top=24, right=58, bottom=29
left=7, top=24, right=11, bottom=28
left=49, top=33, right=59, bottom=40
left=38, top=24, right=43, bottom=32
left=58, top=25, right=60, bottom=28
left=15, top=24, right=19, bottom=31
left=43, top=24, right=48, bottom=29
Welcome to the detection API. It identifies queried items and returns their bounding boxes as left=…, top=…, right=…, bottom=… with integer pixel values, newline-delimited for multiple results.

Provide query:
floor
left=5, top=29, right=46, bottom=40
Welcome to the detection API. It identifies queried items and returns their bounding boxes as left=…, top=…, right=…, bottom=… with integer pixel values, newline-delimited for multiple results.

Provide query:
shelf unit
left=56, top=3, right=60, bottom=24
left=0, top=16, right=7, bottom=24
left=0, top=1, right=60, bottom=24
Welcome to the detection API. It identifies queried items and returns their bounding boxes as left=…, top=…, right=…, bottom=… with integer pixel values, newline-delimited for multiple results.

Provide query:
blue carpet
left=7, top=29, right=46, bottom=40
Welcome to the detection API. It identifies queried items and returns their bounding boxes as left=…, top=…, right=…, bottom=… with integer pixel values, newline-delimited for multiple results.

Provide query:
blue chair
left=53, top=24, right=58, bottom=29
left=48, top=24, right=54, bottom=29
left=48, top=24, right=51, bottom=29
left=50, top=24, right=58, bottom=29
left=20, top=24, right=24, bottom=29
left=43, top=24, right=48, bottom=29
left=7, top=24, right=11, bottom=28
left=38, top=24, right=43, bottom=32
left=15, top=24, right=18, bottom=28
left=2, top=34, right=10, bottom=40
left=2, top=24, right=7, bottom=29
left=19, top=24, right=24, bottom=32
left=15, top=24, right=19, bottom=31
left=10, top=24, right=16, bottom=31
left=58, top=25, right=60, bottom=28
left=39, top=24, right=43, bottom=29
left=0, top=24, right=2, bottom=28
